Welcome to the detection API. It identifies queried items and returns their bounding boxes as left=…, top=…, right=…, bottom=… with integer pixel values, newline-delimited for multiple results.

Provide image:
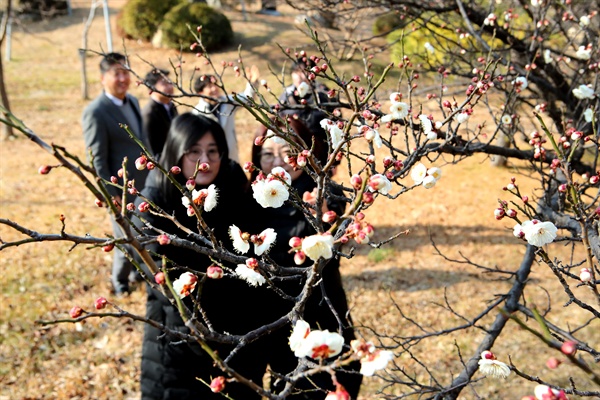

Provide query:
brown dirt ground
left=0, top=1, right=598, bottom=399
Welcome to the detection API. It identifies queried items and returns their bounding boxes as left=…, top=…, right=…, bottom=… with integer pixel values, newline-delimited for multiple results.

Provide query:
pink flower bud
left=126, top=202, right=135, bottom=211
left=558, top=184, right=568, bottom=192
left=546, top=357, right=562, bottom=369
left=186, top=179, right=195, bottom=191
left=95, top=297, right=108, bottom=310
left=494, top=208, right=505, bottom=220
left=590, top=175, right=599, bottom=185
left=246, top=258, right=259, bottom=269
left=154, top=272, right=165, bottom=285
left=366, top=155, right=375, bottom=164
left=157, top=235, right=171, bottom=245
left=128, top=187, right=138, bottom=195
left=135, top=155, right=148, bottom=170
left=506, top=209, right=517, bottom=218
left=350, top=174, right=363, bottom=190
left=243, top=162, right=254, bottom=173
left=146, top=162, right=155, bottom=170
left=356, top=212, right=365, bottom=221
left=110, top=176, right=118, bottom=184
left=69, top=306, right=83, bottom=319
left=289, top=236, right=302, bottom=248
left=362, top=191, right=374, bottom=204
left=294, top=251, right=306, bottom=265
left=170, top=166, right=181, bottom=175
left=254, top=136, right=266, bottom=146
left=117, top=168, right=124, bottom=178
left=522, top=195, right=529, bottom=203
left=322, top=211, right=337, bottom=224
left=102, top=243, right=114, bottom=252
left=197, top=163, right=210, bottom=172
left=138, top=202, right=150, bottom=212
left=207, top=265, right=223, bottom=279
left=95, top=199, right=104, bottom=207
left=38, top=165, right=52, bottom=175
left=561, top=341, right=577, bottom=355
left=210, top=376, right=226, bottom=393
left=579, top=267, right=592, bottom=282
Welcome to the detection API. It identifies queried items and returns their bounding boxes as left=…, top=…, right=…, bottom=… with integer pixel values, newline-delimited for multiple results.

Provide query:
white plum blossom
left=235, top=264, right=266, bottom=286
left=422, top=175, right=437, bottom=189
left=294, top=329, right=344, bottom=360
left=368, top=174, right=392, bottom=195
left=289, top=320, right=311, bottom=357
left=514, top=220, right=558, bottom=246
left=424, top=42, right=435, bottom=54
left=530, top=0, right=542, bottom=7
left=478, top=351, right=511, bottom=379
left=254, top=228, right=277, bottom=256
left=172, top=272, right=198, bottom=298
left=389, top=92, right=403, bottom=103
left=583, top=108, right=594, bottom=123
left=513, top=76, right=528, bottom=90
left=501, top=115, right=512, bottom=125
left=427, top=167, right=442, bottom=181
left=252, top=175, right=290, bottom=208
left=419, top=114, right=433, bottom=137
left=301, top=233, right=335, bottom=261
left=266, top=129, right=287, bottom=145
left=544, top=49, right=553, bottom=64
left=573, top=84, right=595, bottom=100
left=297, top=81, right=310, bottom=98
left=483, top=13, right=496, bottom=26
left=579, top=15, right=590, bottom=27
left=410, top=163, right=428, bottom=185
left=320, top=119, right=345, bottom=149
left=204, top=184, right=218, bottom=212
left=381, top=102, right=409, bottom=123
left=229, top=225, right=250, bottom=254
left=576, top=46, right=591, bottom=60
left=360, top=350, right=395, bottom=376
left=453, top=112, right=470, bottom=124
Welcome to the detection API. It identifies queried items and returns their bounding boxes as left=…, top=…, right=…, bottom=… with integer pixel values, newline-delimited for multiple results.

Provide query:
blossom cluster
left=513, top=219, right=558, bottom=247
left=235, top=258, right=265, bottom=286
left=229, top=225, right=277, bottom=256
left=410, top=162, right=442, bottom=189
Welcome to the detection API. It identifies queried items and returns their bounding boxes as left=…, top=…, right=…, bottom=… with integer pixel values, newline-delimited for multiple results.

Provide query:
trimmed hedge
left=159, top=3, right=233, bottom=52
left=118, top=0, right=184, bottom=42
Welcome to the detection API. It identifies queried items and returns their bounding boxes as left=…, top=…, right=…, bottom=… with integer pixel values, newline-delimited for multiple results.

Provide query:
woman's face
left=259, top=138, right=303, bottom=181
left=182, top=132, right=221, bottom=186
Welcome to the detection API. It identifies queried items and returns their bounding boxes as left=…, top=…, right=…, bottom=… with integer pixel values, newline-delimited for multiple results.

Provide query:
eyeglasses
left=184, top=147, right=221, bottom=163
left=260, top=149, right=292, bottom=164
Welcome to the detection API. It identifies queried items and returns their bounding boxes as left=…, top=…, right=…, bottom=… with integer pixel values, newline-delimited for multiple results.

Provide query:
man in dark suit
left=141, top=68, right=177, bottom=156
left=82, top=52, right=148, bottom=295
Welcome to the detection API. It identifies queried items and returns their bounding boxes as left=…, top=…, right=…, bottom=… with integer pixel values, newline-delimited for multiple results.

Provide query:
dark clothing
left=142, top=99, right=177, bottom=156
left=251, top=173, right=363, bottom=398
left=82, top=92, right=148, bottom=293
left=135, top=160, right=264, bottom=400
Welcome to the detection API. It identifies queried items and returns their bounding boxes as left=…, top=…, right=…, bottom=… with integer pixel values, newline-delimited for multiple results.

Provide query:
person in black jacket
left=249, top=118, right=363, bottom=398
left=141, top=68, right=178, bottom=157
left=133, top=113, right=263, bottom=400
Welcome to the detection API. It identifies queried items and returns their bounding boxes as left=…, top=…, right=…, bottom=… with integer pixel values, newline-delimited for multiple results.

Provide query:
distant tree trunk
left=0, top=0, right=15, bottom=141
left=81, top=0, right=100, bottom=100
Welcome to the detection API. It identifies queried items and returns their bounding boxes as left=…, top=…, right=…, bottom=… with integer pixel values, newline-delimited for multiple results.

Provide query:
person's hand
left=247, top=65, right=260, bottom=86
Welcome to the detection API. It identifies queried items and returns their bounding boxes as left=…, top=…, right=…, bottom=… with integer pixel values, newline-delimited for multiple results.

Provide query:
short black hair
left=99, top=52, right=127, bottom=74
left=144, top=68, right=169, bottom=87
left=193, top=74, right=217, bottom=93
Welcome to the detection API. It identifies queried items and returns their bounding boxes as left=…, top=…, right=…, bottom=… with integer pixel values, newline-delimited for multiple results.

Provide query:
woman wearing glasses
left=134, top=113, right=262, bottom=399
left=249, top=118, right=362, bottom=398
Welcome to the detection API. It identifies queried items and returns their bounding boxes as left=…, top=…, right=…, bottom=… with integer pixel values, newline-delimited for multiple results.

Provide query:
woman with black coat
left=249, top=118, right=363, bottom=399
left=133, top=113, right=263, bottom=400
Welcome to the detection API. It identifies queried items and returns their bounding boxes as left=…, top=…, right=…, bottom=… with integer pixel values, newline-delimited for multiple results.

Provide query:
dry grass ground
left=0, top=2, right=598, bottom=399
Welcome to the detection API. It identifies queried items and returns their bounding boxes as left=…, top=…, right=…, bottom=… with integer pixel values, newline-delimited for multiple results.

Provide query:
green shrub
left=118, top=0, right=184, bottom=42
left=373, top=11, right=406, bottom=36
left=159, top=3, right=233, bottom=52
